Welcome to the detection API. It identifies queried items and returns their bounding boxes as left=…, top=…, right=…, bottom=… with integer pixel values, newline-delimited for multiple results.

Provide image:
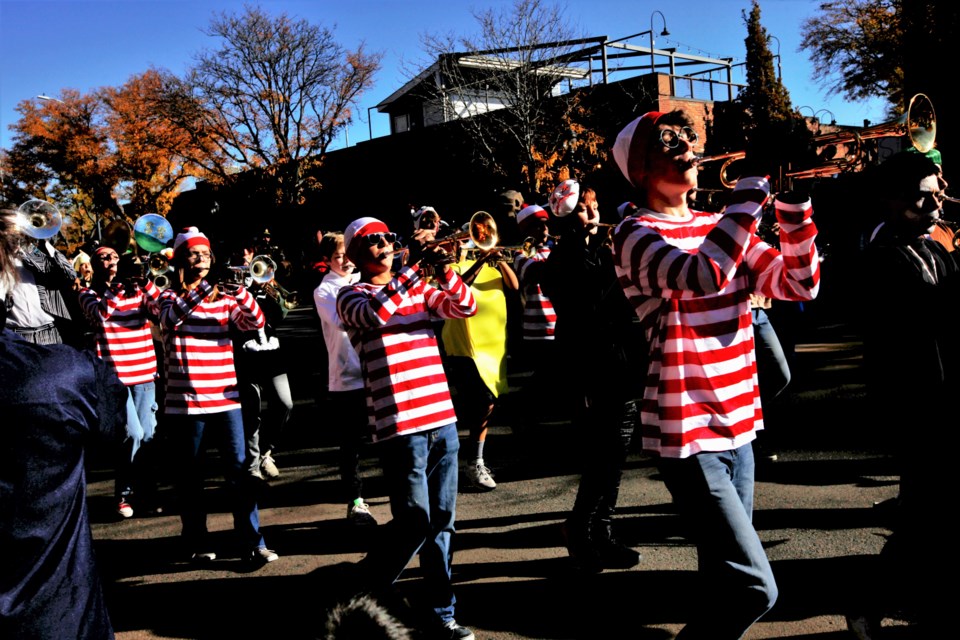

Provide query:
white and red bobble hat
left=549, top=179, right=580, bottom=217
left=517, top=204, right=549, bottom=233
left=344, top=216, right=390, bottom=259
left=611, top=111, right=664, bottom=187
left=172, top=226, right=210, bottom=258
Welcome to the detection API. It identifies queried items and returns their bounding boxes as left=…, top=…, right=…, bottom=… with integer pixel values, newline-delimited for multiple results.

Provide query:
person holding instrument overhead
left=158, top=226, right=278, bottom=565
left=611, top=110, right=820, bottom=639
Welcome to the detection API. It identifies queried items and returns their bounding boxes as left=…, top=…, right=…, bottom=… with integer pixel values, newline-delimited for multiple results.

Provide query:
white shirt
left=6, top=258, right=56, bottom=329
left=313, top=270, right=363, bottom=392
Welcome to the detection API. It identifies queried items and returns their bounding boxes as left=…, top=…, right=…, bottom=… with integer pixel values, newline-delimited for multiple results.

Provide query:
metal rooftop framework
left=372, top=31, right=747, bottom=138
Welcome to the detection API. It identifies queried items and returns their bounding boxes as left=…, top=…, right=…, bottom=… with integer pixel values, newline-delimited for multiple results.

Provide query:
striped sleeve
left=229, top=286, right=265, bottom=331
left=748, top=196, right=820, bottom=301
left=614, top=178, right=768, bottom=300
left=423, top=267, right=476, bottom=319
left=78, top=287, right=119, bottom=325
left=159, top=280, right=213, bottom=329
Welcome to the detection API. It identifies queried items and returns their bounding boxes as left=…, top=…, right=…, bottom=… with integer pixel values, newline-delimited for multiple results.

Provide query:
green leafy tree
left=800, top=1, right=903, bottom=110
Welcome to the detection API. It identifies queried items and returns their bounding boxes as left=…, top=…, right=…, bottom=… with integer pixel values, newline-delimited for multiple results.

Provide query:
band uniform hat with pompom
left=173, top=227, right=211, bottom=259
left=549, top=179, right=580, bottom=217
left=344, top=217, right=391, bottom=261
left=517, top=204, right=549, bottom=234
left=612, top=111, right=664, bottom=187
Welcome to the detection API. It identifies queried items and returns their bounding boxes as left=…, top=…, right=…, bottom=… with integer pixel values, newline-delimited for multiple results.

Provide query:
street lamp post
left=649, top=11, right=670, bottom=75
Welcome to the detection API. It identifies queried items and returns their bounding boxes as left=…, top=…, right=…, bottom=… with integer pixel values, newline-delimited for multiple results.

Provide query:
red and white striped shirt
left=613, top=186, right=819, bottom=458
left=337, top=265, right=476, bottom=442
left=79, top=280, right=161, bottom=386
left=514, top=246, right=556, bottom=341
left=159, top=281, right=264, bottom=415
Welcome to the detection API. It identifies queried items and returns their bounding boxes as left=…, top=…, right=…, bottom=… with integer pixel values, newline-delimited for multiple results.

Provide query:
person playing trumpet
left=78, top=244, right=163, bottom=519
left=542, top=180, right=644, bottom=573
left=336, top=217, right=477, bottom=640
left=611, top=110, right=820, bottom=638
left=158, top=227, right=278, bottom=565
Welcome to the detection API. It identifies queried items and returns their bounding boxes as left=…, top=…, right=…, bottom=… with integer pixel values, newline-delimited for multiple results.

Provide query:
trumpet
left=425, top=211, right=499, bottom=252
left=393, top=211, right=499, bottom=269
left=227, top=254, right=277, bottom=285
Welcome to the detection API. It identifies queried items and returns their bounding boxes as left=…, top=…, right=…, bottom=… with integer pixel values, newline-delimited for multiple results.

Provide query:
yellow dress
left=442, top=258, right=509, bottom=397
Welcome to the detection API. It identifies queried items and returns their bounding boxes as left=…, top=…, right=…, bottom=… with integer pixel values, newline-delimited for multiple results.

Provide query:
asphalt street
left=84, top=303, right=915, bottom=639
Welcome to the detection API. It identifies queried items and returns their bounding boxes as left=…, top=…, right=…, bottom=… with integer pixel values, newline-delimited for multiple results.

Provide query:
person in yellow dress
left=442, top=244, right=518, bottom=491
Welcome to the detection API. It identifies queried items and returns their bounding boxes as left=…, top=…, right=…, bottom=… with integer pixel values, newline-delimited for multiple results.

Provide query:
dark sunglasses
left=363, top=232, right=398, bottom=247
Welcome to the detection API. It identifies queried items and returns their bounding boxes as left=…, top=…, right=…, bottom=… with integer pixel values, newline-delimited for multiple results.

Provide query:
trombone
left=694, top=93, right=937, bottom=187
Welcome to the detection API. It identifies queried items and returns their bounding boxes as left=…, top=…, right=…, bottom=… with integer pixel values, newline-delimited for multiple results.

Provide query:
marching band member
left=611, top=110, right=820, bottom=638
left=336, top=217, right=476, bottom=640
left=512, top=203, right=558, bottom=431
left=159, top=227, right=278, bottom=565
left=543, top=181, right=644, bottom=573
left=79, top=245, right=162, bottom=519
left=442, top=238, right=519, bottom=491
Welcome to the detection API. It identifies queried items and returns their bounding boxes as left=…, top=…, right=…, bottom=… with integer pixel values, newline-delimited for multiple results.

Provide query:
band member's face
left=186, top=247, right=212, bottom=279
left=78, top=262, right=93, bottom=281
left=330, top=242, right=355, bottom=277
left=94, top=249, right=119, bottom=281
left=419, top=213, right=440, bottom=233
left=895, top=173, right=944, bottom=236
left=354, top=233, right=394, bottom=276
left=645, top=123, right=699, bottom=195
left=576, top=192, right=600, bottom=231
left=530, top=220, right=548, bottom=243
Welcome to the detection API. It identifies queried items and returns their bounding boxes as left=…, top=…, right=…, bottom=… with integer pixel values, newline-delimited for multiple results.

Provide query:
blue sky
left=0, top=0, right=887, bottom=154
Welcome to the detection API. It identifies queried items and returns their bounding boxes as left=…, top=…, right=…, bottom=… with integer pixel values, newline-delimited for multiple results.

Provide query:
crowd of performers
left=3, top=106, right=955, bottom=640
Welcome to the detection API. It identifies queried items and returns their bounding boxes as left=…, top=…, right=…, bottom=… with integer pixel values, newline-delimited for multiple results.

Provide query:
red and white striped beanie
left=611, top=111, right=664, bottom=187
left=173, top=226, right=210, bottom=259
left=344, top=217, right=390, bottom=260
left=516, top=204, right=549, bottom=233
left=549, top=179, right=580, bottom=217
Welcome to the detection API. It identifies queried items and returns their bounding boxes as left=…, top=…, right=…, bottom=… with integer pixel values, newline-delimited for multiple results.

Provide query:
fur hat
left=612, top=111, right=664, bottom=187
left=516, top=204, right=548, bottom=233
left=499, top=190, right=525, bottom=216
left=344, top=217, right=390, bottom=260
left=549, top=179, right=580, bottom=217
left=172, top=227, right=210, bottom=259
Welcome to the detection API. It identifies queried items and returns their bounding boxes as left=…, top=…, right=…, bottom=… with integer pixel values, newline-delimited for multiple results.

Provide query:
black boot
left=592, top=517, right=641, bottom=569
left=560, top=519, right=603, bottom=574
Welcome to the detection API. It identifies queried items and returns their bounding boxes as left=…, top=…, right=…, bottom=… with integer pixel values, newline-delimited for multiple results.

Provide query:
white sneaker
left=347, top=500, right=378, bottom=526
left=249, top=546, right=279, bottom=564
left=260, top=452, right=280, bottom=479
left=468, top=459, right=496, bottom=490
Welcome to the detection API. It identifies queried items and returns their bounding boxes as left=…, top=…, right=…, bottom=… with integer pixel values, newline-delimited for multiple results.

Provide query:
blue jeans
left=168, top=409, right=265, bottom=552
left=117, top=382, right=158, bottom=500
left=752, top=308, right=791, bottom=405
left=659, top=443, right=778, bottom=640
left=125, top=381, right=158, bottom=459
left=368, top=423, right=460, bottom=623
